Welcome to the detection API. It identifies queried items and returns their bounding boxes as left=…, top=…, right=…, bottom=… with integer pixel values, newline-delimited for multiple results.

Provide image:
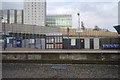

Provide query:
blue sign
left=102, top=44, right=120, bottom=49
left=16, top=39, right=22, bottom=48
left=50, top=65, right=66, bottom=70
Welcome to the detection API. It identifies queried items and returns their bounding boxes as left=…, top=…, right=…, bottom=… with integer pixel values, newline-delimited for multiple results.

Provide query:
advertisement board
left=71, top=39, right=76, bottom=46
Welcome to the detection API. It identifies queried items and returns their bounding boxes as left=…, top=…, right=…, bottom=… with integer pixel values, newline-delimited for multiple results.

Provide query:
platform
left=1, top=48, right=120, bottom=54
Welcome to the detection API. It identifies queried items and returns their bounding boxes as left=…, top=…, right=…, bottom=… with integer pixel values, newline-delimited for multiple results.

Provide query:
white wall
left=94, top=38, right=99, bottom=49
left=84, top=38, right=90, bottom=49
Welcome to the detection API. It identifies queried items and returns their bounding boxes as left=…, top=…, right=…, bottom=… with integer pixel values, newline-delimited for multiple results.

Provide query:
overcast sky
left=1, top=0, right=120, bottom=32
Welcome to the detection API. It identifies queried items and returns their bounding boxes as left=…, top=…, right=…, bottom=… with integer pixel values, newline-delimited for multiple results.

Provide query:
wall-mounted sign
left=29, top=39, right=35, bottom=44
left=71, top=39, right=76, bottom=46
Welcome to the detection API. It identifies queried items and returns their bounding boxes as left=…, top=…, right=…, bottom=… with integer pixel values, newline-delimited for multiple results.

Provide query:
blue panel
left=50, top=66, right=66, bottom=70
left=103, top=44, right=120, bottom=49
left=16, top=40, right=22, bottom=48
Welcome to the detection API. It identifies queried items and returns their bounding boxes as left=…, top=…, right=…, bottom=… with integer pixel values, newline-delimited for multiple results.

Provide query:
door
left=90, top=39, right=94, bottom=49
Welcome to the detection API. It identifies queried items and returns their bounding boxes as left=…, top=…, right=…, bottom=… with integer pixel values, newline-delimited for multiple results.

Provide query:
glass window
left=49, top=37, right=54, bottom=43
left=46, top=37, right=49, bottom=43
left=46, top=44, right=49, bottom=49
left=55, top=37, right=58, bottom=43
left=59, top=37, right=62, bottom=43
left=46, top=44, right=54, bottom=49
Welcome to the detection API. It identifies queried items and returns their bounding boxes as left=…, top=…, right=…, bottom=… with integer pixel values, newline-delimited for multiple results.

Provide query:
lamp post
left=33, top=25, right=35, bottom=48
left=67, top=27, right=70, bottom=49
left=77, top=13, right=80, bottom=49
left=2, top=18, right=7, bottom=50
left=11, top=23, right=14, bottom=48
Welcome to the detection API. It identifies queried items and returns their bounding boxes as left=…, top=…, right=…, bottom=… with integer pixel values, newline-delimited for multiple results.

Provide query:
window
left=46, top=44, right=54, bottom=49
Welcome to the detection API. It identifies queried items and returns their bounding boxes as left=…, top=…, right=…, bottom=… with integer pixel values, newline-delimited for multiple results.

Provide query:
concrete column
left=84, top=38, right=90, bottom=49
left=94, top=38, right=99, bottom=49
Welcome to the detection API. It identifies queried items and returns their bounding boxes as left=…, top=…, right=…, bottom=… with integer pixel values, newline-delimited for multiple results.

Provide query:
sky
left=1, top=0, right=120, bottom=32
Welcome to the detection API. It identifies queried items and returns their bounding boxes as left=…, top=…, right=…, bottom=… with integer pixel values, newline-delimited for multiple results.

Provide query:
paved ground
left=2, top=63, right=119, bottom=78
left=3, top=48, right=120, bottom=51
left=2, top=48, right=120, bottom=54
left=3, top=48, right=40, bottom=51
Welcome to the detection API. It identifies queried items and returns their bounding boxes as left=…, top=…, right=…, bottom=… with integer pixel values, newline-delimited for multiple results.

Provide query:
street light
left=2, top=17, right=7, bottom=50
left=33, top=25, right=35, bottom=48
left=77, top=13, right=80, bottom=49
left=67, top=27, right=70, bottom=49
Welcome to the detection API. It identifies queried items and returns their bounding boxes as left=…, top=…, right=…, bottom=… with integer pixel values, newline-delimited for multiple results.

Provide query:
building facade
left=1, top=9, right=24, bottom=24
left=60, top=28, right=119, bottom=49
left=46, top=15, right=72, bottom=28
left=24, top=0, right=46, bottom=26
left=2, top=23, right=119, bottom=50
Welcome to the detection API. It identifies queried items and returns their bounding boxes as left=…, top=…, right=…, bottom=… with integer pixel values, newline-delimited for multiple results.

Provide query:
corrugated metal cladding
left=46, top=34, right=63, bottom=49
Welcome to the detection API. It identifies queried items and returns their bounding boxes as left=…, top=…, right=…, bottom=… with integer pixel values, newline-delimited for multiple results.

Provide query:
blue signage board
left=16, top=39, right=22, bottom=48
left=102, top=44, right=120, bottom=49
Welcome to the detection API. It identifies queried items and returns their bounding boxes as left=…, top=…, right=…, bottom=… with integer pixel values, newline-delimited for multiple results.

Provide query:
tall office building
left=24, top=0, right=46, bottom=26
left=2, top=9, right=24, bottom=24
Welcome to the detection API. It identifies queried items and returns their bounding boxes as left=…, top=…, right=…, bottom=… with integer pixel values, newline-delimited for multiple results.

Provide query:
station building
left=2, top=23, right=120, bottom=61
left=1, top=23, right=60, bottom=49
left=1, top=23, right=119, bottom=50
left=60, top=28, right=119, bottom=49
